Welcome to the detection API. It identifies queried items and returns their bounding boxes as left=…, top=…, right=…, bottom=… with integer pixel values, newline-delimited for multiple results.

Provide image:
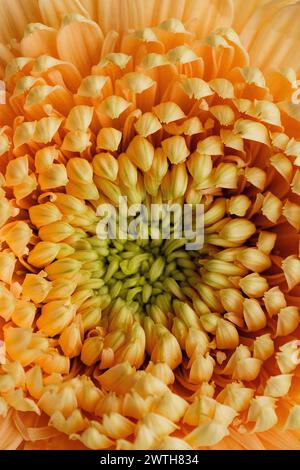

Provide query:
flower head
left=0, top=0, right=300, bottom=451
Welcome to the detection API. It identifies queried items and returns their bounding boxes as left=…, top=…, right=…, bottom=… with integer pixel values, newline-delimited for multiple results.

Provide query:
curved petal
left=38, top=0, right=90, bottom=29
left=0, top=0, right=41, bottom=44
left=245, top=2, right=300, bottom=71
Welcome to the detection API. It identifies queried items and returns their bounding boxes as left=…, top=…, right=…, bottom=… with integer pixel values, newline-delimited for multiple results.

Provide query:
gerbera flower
left=0, top=0, right=300, bottom=451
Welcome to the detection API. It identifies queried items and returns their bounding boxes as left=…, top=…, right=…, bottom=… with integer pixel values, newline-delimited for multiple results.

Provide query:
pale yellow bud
left=0, top=374, right=15, bottom=393
left=263, top=286, right=286, bottom=317
left=216, top=319, right=239, bottom=349
left=29, top=202, right=62, bottom=228
left=102, top=412, right=135, bottom=439
left=282, top=256, right=300, bottom=291
left=12, top=300, right=36, bottom=328
left=189, top=354, right=215, bottom=384
left=78, top=75, right=109, bottom=98
left=185, top=328, right=210, bottom=357
left=171, top=318, right=188, bottom=349
left=141, top=412, right=178, bottom=437
left=237, top=248, right=271, bottom=273
left=215, top=162, right=238, bottom=189
left=49, top=409, right=88, bottom=435
left=25, top=365, right=43, bottom=400
left=81, top=336, right=103, bottom=366
left=264, top=374, right=292, bottom=398
left=37, top=300, right=75, bottom=337
left=276, top=306, right=299, bottom=336
left=243, top=299, right=267, bottom=332
left=187, top=152, right=212, bottom=186
left=144, top=148, right=168, bottom=196
left=133, top=372, right=168, bottom=399
left=228, top=195, right=251, bottom=217
left=66, top=158, right=93, bottom=184
left=145, top=362, right=174, bottom=385
left=22, top=273, right=52, bottom=303
left=222, top=344, right=251, bottom=375
left=173, top=301, right=202, bottom=329
left=205, top=259, right=247, bottom=276
left=276, top=341, right=300, bottom=374
left=239, top=273, right=268, bottom=298
left=38, top=164, right=68, bottom=190
left=247, top=396, right=277, bottom=432
left=196, top=282, right=224, bottom=312
left=0, top=284, right=16, bottom=321
left=161, top=136, right=189, bottom=164
left=204, top=199, right=226, bottom=226
left=220, top=288, right=244, bottom=315
left=131, top=424, right=157, bottom=450
left=233, top=357, right=262, bottom=381
left=153, top=101, right=185, bottom=124
left=28, top=241, right=61, bottom=268
left=109, top=305, right=133, bottom=332
left=126, top=136, right=154, bottom=172
left=35, top=146, right=57, bottom=172
left=0, top=198, right=19, bottom=230
left=200, top=313, right=219, bottom=333
left=46, top=278, right=77, bottom=302
left=97, top=95, right=130, bottom=119
left=195, top=382, right=216, bottom=398
left=5, top=155, right=28, bottom=186
left=98, top=363, right=136, bottom=394
left=253, top=334, right=274, bottom=361
left=93, top=177, right=121, bottom=204
left=93, top=152, right=118, bottom=181
left=262, top=192, right=282, bottom=223
left=62, top=130, right=90, bottom=152
left=39, top=221, right=75, bottom=242
left=118, top=153, right=137, bottom=188
left=134, top=112, right=161, bottom=137
left=53, top=193, right=86, bottom=215
left=184, top=421, right=230, bottom=447
left=197, top=135, right=223, bottom=155
left=81, top=306, right=102, bottom=332
left=161, top=163, right=188, bottom=200
left=45, top=258, right=81, bottom=280
left=96, top=127, right=122, bottom=151
left=122, top=391, right=151, bottom=419
left=2, top=361, right=25, bottom=389
left=5, top=389, right=40, bottom=414
left=36, top=350, right=70, bottom=374
left=65, top=105, right=93, bottom=132
left=220, top=219, right=256, bottom=244
left=151, top=391, right=188, bottom=423
left=70, top=426, right=113, bottom=450
left=245, top=166, right=266, bottom=190
left=76, top=377, right=104, bottom=413
left=257, top=231, right=277, bottom=254
left=59, top=317, right=83, bottom=357
left=114, top=337, right=145, bottom=369
left=183, top=396, right=214, bottom=426
left=151, top=328, right=182, bottom=369
left=38, top=383, right=76, bottom=417
left=0, top=221, right=32, bottom=256
left=217, top=383, right=254, bottom=412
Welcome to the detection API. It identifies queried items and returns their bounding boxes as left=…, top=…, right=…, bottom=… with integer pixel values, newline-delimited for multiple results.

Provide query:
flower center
left=80, top=231, right=201, bottom=311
